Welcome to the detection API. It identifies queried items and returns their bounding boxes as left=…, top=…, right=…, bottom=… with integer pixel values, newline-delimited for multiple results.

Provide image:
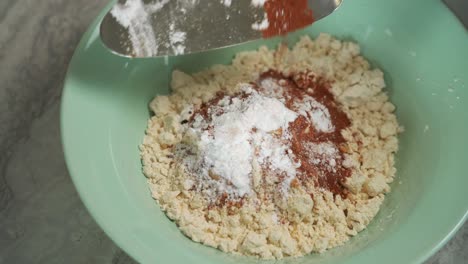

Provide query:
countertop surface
left=0, top=0, right=466, bottom=263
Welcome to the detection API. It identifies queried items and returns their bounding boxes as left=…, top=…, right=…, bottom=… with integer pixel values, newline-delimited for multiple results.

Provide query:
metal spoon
left=100, top=0, right=343, bottom=58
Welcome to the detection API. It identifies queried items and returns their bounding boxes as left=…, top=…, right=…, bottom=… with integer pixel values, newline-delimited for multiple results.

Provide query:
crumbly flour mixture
left=140, top=34, right=401, bottom=259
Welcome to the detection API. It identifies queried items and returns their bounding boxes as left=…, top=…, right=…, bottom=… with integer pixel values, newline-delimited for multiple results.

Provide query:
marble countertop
left=0, top=0, right=466, bottom=263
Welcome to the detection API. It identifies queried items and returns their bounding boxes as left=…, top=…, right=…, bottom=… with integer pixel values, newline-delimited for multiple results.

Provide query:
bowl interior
left=61, top=0, right=468, bottom=263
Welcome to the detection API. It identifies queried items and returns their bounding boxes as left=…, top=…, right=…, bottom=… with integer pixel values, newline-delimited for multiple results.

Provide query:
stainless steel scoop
left=100, top=0, right=343, bottom=58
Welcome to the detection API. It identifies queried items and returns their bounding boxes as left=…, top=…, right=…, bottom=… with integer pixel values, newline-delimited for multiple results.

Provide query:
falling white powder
left=145, top=0, right=172, bottom=13
left=169, top=23, right=187, bottom=55
left=250, top=0, right=269, bottom=31
left=179, top=86, right=298, bottom=200
left=252, top=16, right=270, bottom=30
left=251, top=0, right=267, bottom=7
left=111, top=0, right=170, bottom=57
left=220, top=0, right=232, bottom=7
left=293, top=95, right=335, bottom=133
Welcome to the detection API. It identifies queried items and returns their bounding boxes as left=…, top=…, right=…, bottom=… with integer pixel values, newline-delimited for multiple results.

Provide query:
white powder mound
left=179, top=87, right=297, bottom=201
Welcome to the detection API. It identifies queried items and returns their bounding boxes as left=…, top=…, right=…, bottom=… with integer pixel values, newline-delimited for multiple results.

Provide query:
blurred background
left=0, top=0, right=466, bottom=263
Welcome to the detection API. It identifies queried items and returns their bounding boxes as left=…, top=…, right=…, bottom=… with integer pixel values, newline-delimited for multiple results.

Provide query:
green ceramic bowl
left=61, top=0, right=468, bottom=263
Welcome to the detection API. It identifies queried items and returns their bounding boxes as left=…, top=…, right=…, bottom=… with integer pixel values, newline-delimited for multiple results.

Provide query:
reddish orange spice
left=262, top=0, right=314, bottom=38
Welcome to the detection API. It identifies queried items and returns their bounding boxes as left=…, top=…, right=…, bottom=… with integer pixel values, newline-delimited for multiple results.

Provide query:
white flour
left=220, top=0, right=232, bottom=7
left=258, top=78, right=286, bottom=100
left=251, top=17, right=269, bottom=31
left=111, top=0, right=273, bottom=56
left=304, top=142, right=339, bottom=172
left=293, top=95, right=334, bottom=133
left=111, top=0, right=170, bottom=56
left=179, top=86, right=297, bottom=201
left=251, top=0, right=267, bottom=7
left=169, top=23, right=187, bottom=55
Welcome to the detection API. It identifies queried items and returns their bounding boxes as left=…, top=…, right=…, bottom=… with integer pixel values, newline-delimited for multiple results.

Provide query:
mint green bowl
left=61, top=0, right=468, bottom=263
